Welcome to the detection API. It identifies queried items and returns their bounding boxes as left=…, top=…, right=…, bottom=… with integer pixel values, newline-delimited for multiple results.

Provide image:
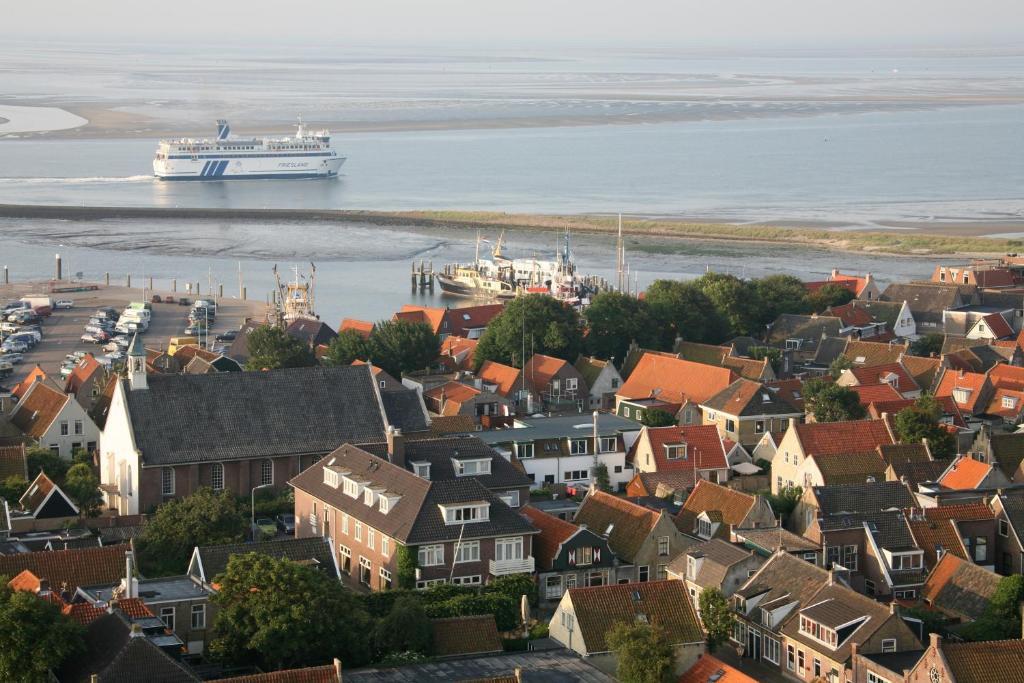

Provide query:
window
left=763, top=636, right=780, bottom=664
left=658, top=536, right=670, bottom=556
left=566, top=378, right=578, bottom=391
left=60, top=421, right=69, bottom=436
left=564, top=469, right=589, bottom=481
left=1004, top=396, right=1018, bottom=410
left=419, top=544, right=444, bottom=566
left=500, top=490, right=520, bottom=507
left=452, top=575, right=482, bottom=586
left=260, top=459, right=273, bottom=486
left=495, top=537, right=523, bottom=561
left=565, top=574, right=577, bottom=590
left=844, top=545, right=859, bottom=571
left=364, top=488, right=376, bottom=506
left=545, top=575, right=564, bottom=599
left=160, top=606, right=175, bottom=632
left=570, top=439, right=588, bottom=455
left=412, top=462, right=431, bottom=479
left=975, top=536, right=987, bottom=562
left=416, top=578, right=447, bottom=589
left=785, top=339, right=801, bottom=350
left=576, top=546, right=594, bottom=566
left=798, top=649, right=805, bottom=675
left=355, top=521, right=363, bottom=542
left=341, top=512, right=349, bottom=535
left=381, top=536, right=390, bottom=557
left=161, top=467, right=174, bottom=495
left=343, top=477, right=361, bottom=498
left=894, top=589, right=916, bottom=600
left=868, top=674, right=892, bottom=683
left=454, top=459, right=491, bottom=476
left=698, top=518, right=714, bottom=539
left=623, top=407, right=631, bottom=418
left=881, top=638, right=897, bottom=653
left=755, top=420, right=765, bottom=434
left=443, top=503, right=489, bottom=524
left=725, top=419, right=736, bottom=433
left=517, top=443, right=534, bottom=459
left=379, top=568, right=393, bottom=590
left=191, top=604, right=206, bottom=630
left=599, top=436, right=617, bottom=452
left=211, top=463, right=224, bottom=491
left=367, top=528, right=375, bottom=551
left=666, top=444, right=687, bottom=460
left=1000, top=518, right=1010, bottom=536
left=359, top=557, right=372, bottom=586
left=952, top=388, right=972, bottom=405
left=638, top=565, right=650, bottom=582
left=813, top=658, right=821, bottom=678
left=826, top=545, right=841, bottom=568
left=657, top=564, right=668, bottom=580
left=455, top=540, right=480, bottom=563
left=787, top=645, right=795, bottom=671
left=561, top=610, right=575, bottom=632
left=74, top=420, right=83, bottom=435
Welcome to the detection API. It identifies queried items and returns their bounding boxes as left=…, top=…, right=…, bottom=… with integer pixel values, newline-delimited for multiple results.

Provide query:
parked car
left=2, top=340, right=28, bottom=353
left=178, top=297, right=191, bottom=306
left=215, top=330, right=238, bottom=342
left=53, top=299, right=75, bottom=310
left=252, top=518, right=277, bottom=540
left=275, top=514, right=296, bottom=535
left=0, top=322, right=19, bottom=334
left=1, top=353, right=24, bottom=365
left=0, top=361, right=12, bottom=378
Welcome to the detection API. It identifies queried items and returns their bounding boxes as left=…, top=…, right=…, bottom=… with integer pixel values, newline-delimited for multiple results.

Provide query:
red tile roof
left=439, top=336, right=478, bottom=371
left=848, top=363, right=919, bottom=394
left=217, top=665, right=339, bottom=683
left=0, top=444, right=28, bottom=481
left=10, top=382, right=69, bottom=438
left=939, top=457, right=991, bottom=490
left=114, top=597, right=154, bottom=619
left=64, top=353, right=101, bottom=395
left=338, top=318, right=374, bottom=339
left=804, top=279, right=861, bottom=297
left=11, top=366, right=47, bottom=400
left=476, top=360, right=521, bottom=398
left=443, top=304, right=505, bottom=337
left=678, top=655, right=758, bottom=683
left=618, top=355, right=736, bottom=406
left=989, top=364, right=1024, bottom=391
left=866, top=397, right=966, bottom=428
left=986, top=388, right=1024, bottom=419
left=424, top=381, right=482, bottom=415
left=979, top=312, right=1015, bottom=339
left=679, top=479, right=756, bottom=528
left=827, top=302, right=875, bottom=327
left=793, top=418, right=894, bottom=457
left=573, top=490, right=661, bottom=562
left=0, top=545, right=127, bottom=592
left=637, top=425, right=728, bottom=473
left=923, top=503, right=994, bottom=522
left=849, top=383, right=904, bottom=405
left=63, top=601, right=107, bottom=625
left=394, top=305, right=447, bottom=334
left=520, top=505, right=578, bottom=570
left=935, top=369, right=990, bottom=413
left=523, top=354, right=569, bottom=393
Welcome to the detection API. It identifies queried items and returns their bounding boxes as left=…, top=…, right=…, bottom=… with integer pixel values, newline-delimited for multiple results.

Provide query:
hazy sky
left=4, top=0, right=1022, bottom=48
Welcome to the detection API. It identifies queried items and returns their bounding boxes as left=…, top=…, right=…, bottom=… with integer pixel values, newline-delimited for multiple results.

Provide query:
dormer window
left=1004, top=396, right=1018, bottom=410
left=412, top=461, right=431, bottom=480
left=342, top=477, right=361, bottom=499
left=440, top=502, right=490, bottom=525
left=364, top=488, right=376, bottom=506
left=799, top=616, right=837, bottom=647
left=454, top=458, right=491, bottom=476
left=953, top=387, right=972, bottom=405
left=697, top=517, right=714, bottom=539
left=379, top=497, right=390, bottom=513
left=666, top=444, right=687, bottom=460
left=570, top=439, right=588, bottom=455
left=890, top=552, right=923, bottom=571
left=324, top=468, right=340, bottom=488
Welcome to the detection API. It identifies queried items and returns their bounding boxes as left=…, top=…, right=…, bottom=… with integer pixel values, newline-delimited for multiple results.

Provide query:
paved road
left=1, top=282, right=267, bottom=386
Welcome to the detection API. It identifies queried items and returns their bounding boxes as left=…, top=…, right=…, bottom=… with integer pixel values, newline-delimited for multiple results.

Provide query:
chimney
left=125, top=551, right=137, bottom=599
left=386, top=426, right=405, bottom=470
left=129, top=623, right=144, bottom=639
left=930, top=632, right=942, bottom=651
left=333, top=658, right=342, bottom=682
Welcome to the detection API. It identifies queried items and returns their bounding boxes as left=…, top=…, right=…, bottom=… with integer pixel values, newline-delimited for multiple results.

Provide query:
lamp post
left=251, top=483, right=271, bottom=541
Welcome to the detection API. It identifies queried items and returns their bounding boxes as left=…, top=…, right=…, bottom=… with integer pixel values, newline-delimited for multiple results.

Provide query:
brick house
left=628, top=424, right=730, bottom=486
left=573, top=489, right=695, bottom=583
left=675, top=480, right=776, bottom=542
left=63, top=353, right=108, bottom=414
left=523, top=354, right=589, bottom=413
left=290, top=443, right=537, bottom=591
left=10, top=380, right=100, bottom=458
left=667, top=538, right=764, bottom=612
left=700, top=379, right=803, bottom=448
left=521, top=505, right=621, bottom=603
left=906, top=634, right=1024, bottom=683
left=616, top=354, right=737, bottom=425
left=772, top=418, right=895, bottom=495
left=99, top=346, right=429, bottom=515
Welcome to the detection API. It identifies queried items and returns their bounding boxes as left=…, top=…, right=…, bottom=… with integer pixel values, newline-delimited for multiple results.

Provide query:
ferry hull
left=436, top=274, right=516, bottom=299
left=153, top=156, right=345, bottom=181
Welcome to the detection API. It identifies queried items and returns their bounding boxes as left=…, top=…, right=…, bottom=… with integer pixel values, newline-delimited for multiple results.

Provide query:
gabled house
left=574, top=355, right=622, bottom=411
left=882, top=443, right=946, bottom=488
left=906, top=634, right=1024, bottom=683
left=550, top=580, right=705, bottom=677
left=100, top=356, right=429, bottom=515
left=988, top=491, right=1024, bottom=575
left=794, top=480, right=916, bottom=538
left=772, top=418, right=895, bottom=495
left=965, top=311, right=1016, bottom=340
left=615, top=354, right=737, bottom=425
left=396, top=303, right=504, bottom=340
left=668, top=538, right=764, bottom=611
left=932, top=264, right=1016, bottom=288
left=10, top=471, right=79, bottom=532
left=521, top=505, right=620, bottom=602
left=475, top=360, right=526, bottom=404
left=0, top=544, right=128, bottom=595
left=767, top=314, right=844, bottom=369
left=841, top=339, right=911, bottom=368
left=676, top=480, right=776, bottom=541
left=523, top=354, right=588, bottom=413
left=733, top=527, right=822, bottom=565
left=290, top=443, right=537, bottom=591
left=919, top=553, right=1001, bottom=626
left=830, top=299, right=917, bottom=340
left=751, top=431, right=788, bottom=466
left=573, top=489, right=694, bottom=583
left=64, top=353, right=108, bottom=413
left=437, top=336, right=478, bottom=372
left=676, top=340, right=775, bottom=381
left=10, top=380, right=100, bottom=458
left=934, top=367, right=993, bottom=417
left=477, top=412, right=640, bottom=492
left=919, top=503, right=996, bottom=569
left=937, top=456, right=1010, bottom=491
left=879, top=282, right=976, bottom=331
left=779, top=580, right=920, bottom=683
left=795, top=450, right=889, bottom=490
left=423, top=381, right=510, bottom=421
left=628, top=424, right=730, bottom=486
left=836, top=362, right=922, bottom=399
left=188, top=537, right=339, bottom=590
left=968, top=427, right=1024, bottom=482
left=700, top=379, right=803, bottom=448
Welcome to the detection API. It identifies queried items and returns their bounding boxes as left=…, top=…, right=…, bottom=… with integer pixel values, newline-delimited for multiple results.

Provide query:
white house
left=10, top=380, right=100, bottom=459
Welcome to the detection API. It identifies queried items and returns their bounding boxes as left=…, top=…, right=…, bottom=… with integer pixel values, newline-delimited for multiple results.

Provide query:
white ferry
left=153, top=119, right=345, bottom=180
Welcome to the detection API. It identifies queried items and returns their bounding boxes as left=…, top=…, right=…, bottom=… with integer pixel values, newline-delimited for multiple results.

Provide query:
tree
left=803, top=378, right=865, bottom=422
left=640, top=408, right=677, bottom=427
left=366, top=320, right=440, bottom=378
left=487, top=573, right=538, bottom=607
left=829, top=355, right=854, bottom=379
left=0, top=475, right=27, bottom=504
left=894, top=394, right=956, bottom=458
left=474, top=295, right=583, bottom=369
left=910, top=333, right=944, bottom=358
left=645, top=279, right=729, bottom=348
left=244, top=325, right=317, bottom=371
left=766, top=485, right=803, bottom=524
left=804, top=283, right=855, bottom=313
left=583, top=291, right=654, bottom=362
left=209, top=553, right=372, bottom=670
left=606, top=620, right=674, bottom=683
left=373, top=596, right=432, bottom=658
left=395, top=545, right=418, bottom=590
left=0, top=583, right=85, bottom=682
left=135, top=488, right=248, bottom=577
left=62, top=463, right=102, bottom=517
left=692, top=272, right=758, bottom=337
left=698, top=588, right=735, bottom=652
left=26, top=446, right=70, bottom=484
left=751, top=274, right=809, bottom=329
left=320, top=329, right=370, bottom=367
left=593, top=463, right=612, bottom=493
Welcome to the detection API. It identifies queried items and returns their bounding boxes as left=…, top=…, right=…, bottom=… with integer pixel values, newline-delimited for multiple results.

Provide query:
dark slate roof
left=125, top=365, right=426, bottom=466
left=813, top=336, right=850, bottom=367
left=286, top=319, right=338, bottom=348
left=813, top=481, right=915, bottom=516
left=226, top=320, right=262, bottom=363
left=880, top=283, right=969, bottom=324
left=359, top=435, right=531, bottom=490
left=997, top=492, right=1024, bottom=536
left=378, top=387, right=429, bottom=433
left=769, top=315, right=843, bottom=346
left=193, top=537, right=336, bottom=582
left=819, top=509, right=918, bottom=551
left=859, top=650, right=926, bottom=676
left=990, top=433, right=1024, bottom=479
left=289, top=444, right=536, bottom=545
left=57, top=611, right=200, bottom=683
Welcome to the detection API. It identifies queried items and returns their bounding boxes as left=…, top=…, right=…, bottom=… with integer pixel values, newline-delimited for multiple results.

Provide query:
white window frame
left=381, top=536, right=390, bottom=557
left=160, top=606, right=175, bottom=632
left=419, top=544, right=445, bottom=567
left=455, top=540, right=481, bottom=564
left=868, top=674, right=892, bottom=683
left=161, top=467, right=175, bottom=496
left=570, top=439, right=588, bottom=455
left=600, top=436, right=617, bottom=452
left=763, top=636, right=780, bottom=665
left=881, top=639, right=897, bottom=653
left=260, top=459, right=273, bottom=486
left=495, top=536, right=524, bottom=562
left=190, top=604, right=206, bottom=630
left=74, top=419, right=83, bottom=435
left=516, top=442, right=535, bottom=459
left=210, top=462, right=224, bottom=491
left=452, top=575, right=482, bottom=586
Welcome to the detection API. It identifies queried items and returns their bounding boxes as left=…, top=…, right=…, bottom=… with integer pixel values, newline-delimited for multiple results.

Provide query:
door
left=747, top=627, right=760, bottom=660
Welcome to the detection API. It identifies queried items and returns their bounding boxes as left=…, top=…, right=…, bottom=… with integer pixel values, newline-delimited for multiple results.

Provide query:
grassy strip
left=377, top=211, right=1022, bottom=256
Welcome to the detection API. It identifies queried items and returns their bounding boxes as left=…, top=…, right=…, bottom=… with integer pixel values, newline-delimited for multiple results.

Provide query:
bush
left=396, top=545, right=418, bottom=591
left=487, top=574, right=538, bottom=607
left=374, top=651, right=431, bottom=668
left=425, top=593, right=519, bottom=631
left=373, top=596, right=432, bottom=657
left=361, top=589, right=418, bottom=618
left=502, top=637, right=529, bottom=651
left=529, top=622, right=549, bottom=640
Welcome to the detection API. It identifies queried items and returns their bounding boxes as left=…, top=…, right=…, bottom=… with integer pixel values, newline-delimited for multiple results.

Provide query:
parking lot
left=1, top=282, right=268, bottom=386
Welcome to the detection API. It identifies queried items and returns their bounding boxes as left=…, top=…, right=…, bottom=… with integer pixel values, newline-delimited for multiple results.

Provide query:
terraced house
left=290, top=443, right=538, bottom=591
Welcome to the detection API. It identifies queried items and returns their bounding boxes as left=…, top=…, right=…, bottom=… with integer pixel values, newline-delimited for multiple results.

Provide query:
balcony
left=489, top=556, right=535, bottom=576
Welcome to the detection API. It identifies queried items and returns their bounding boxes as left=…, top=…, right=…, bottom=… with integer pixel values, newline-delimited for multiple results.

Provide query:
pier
left=411, top=260, right=435, bottom=291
